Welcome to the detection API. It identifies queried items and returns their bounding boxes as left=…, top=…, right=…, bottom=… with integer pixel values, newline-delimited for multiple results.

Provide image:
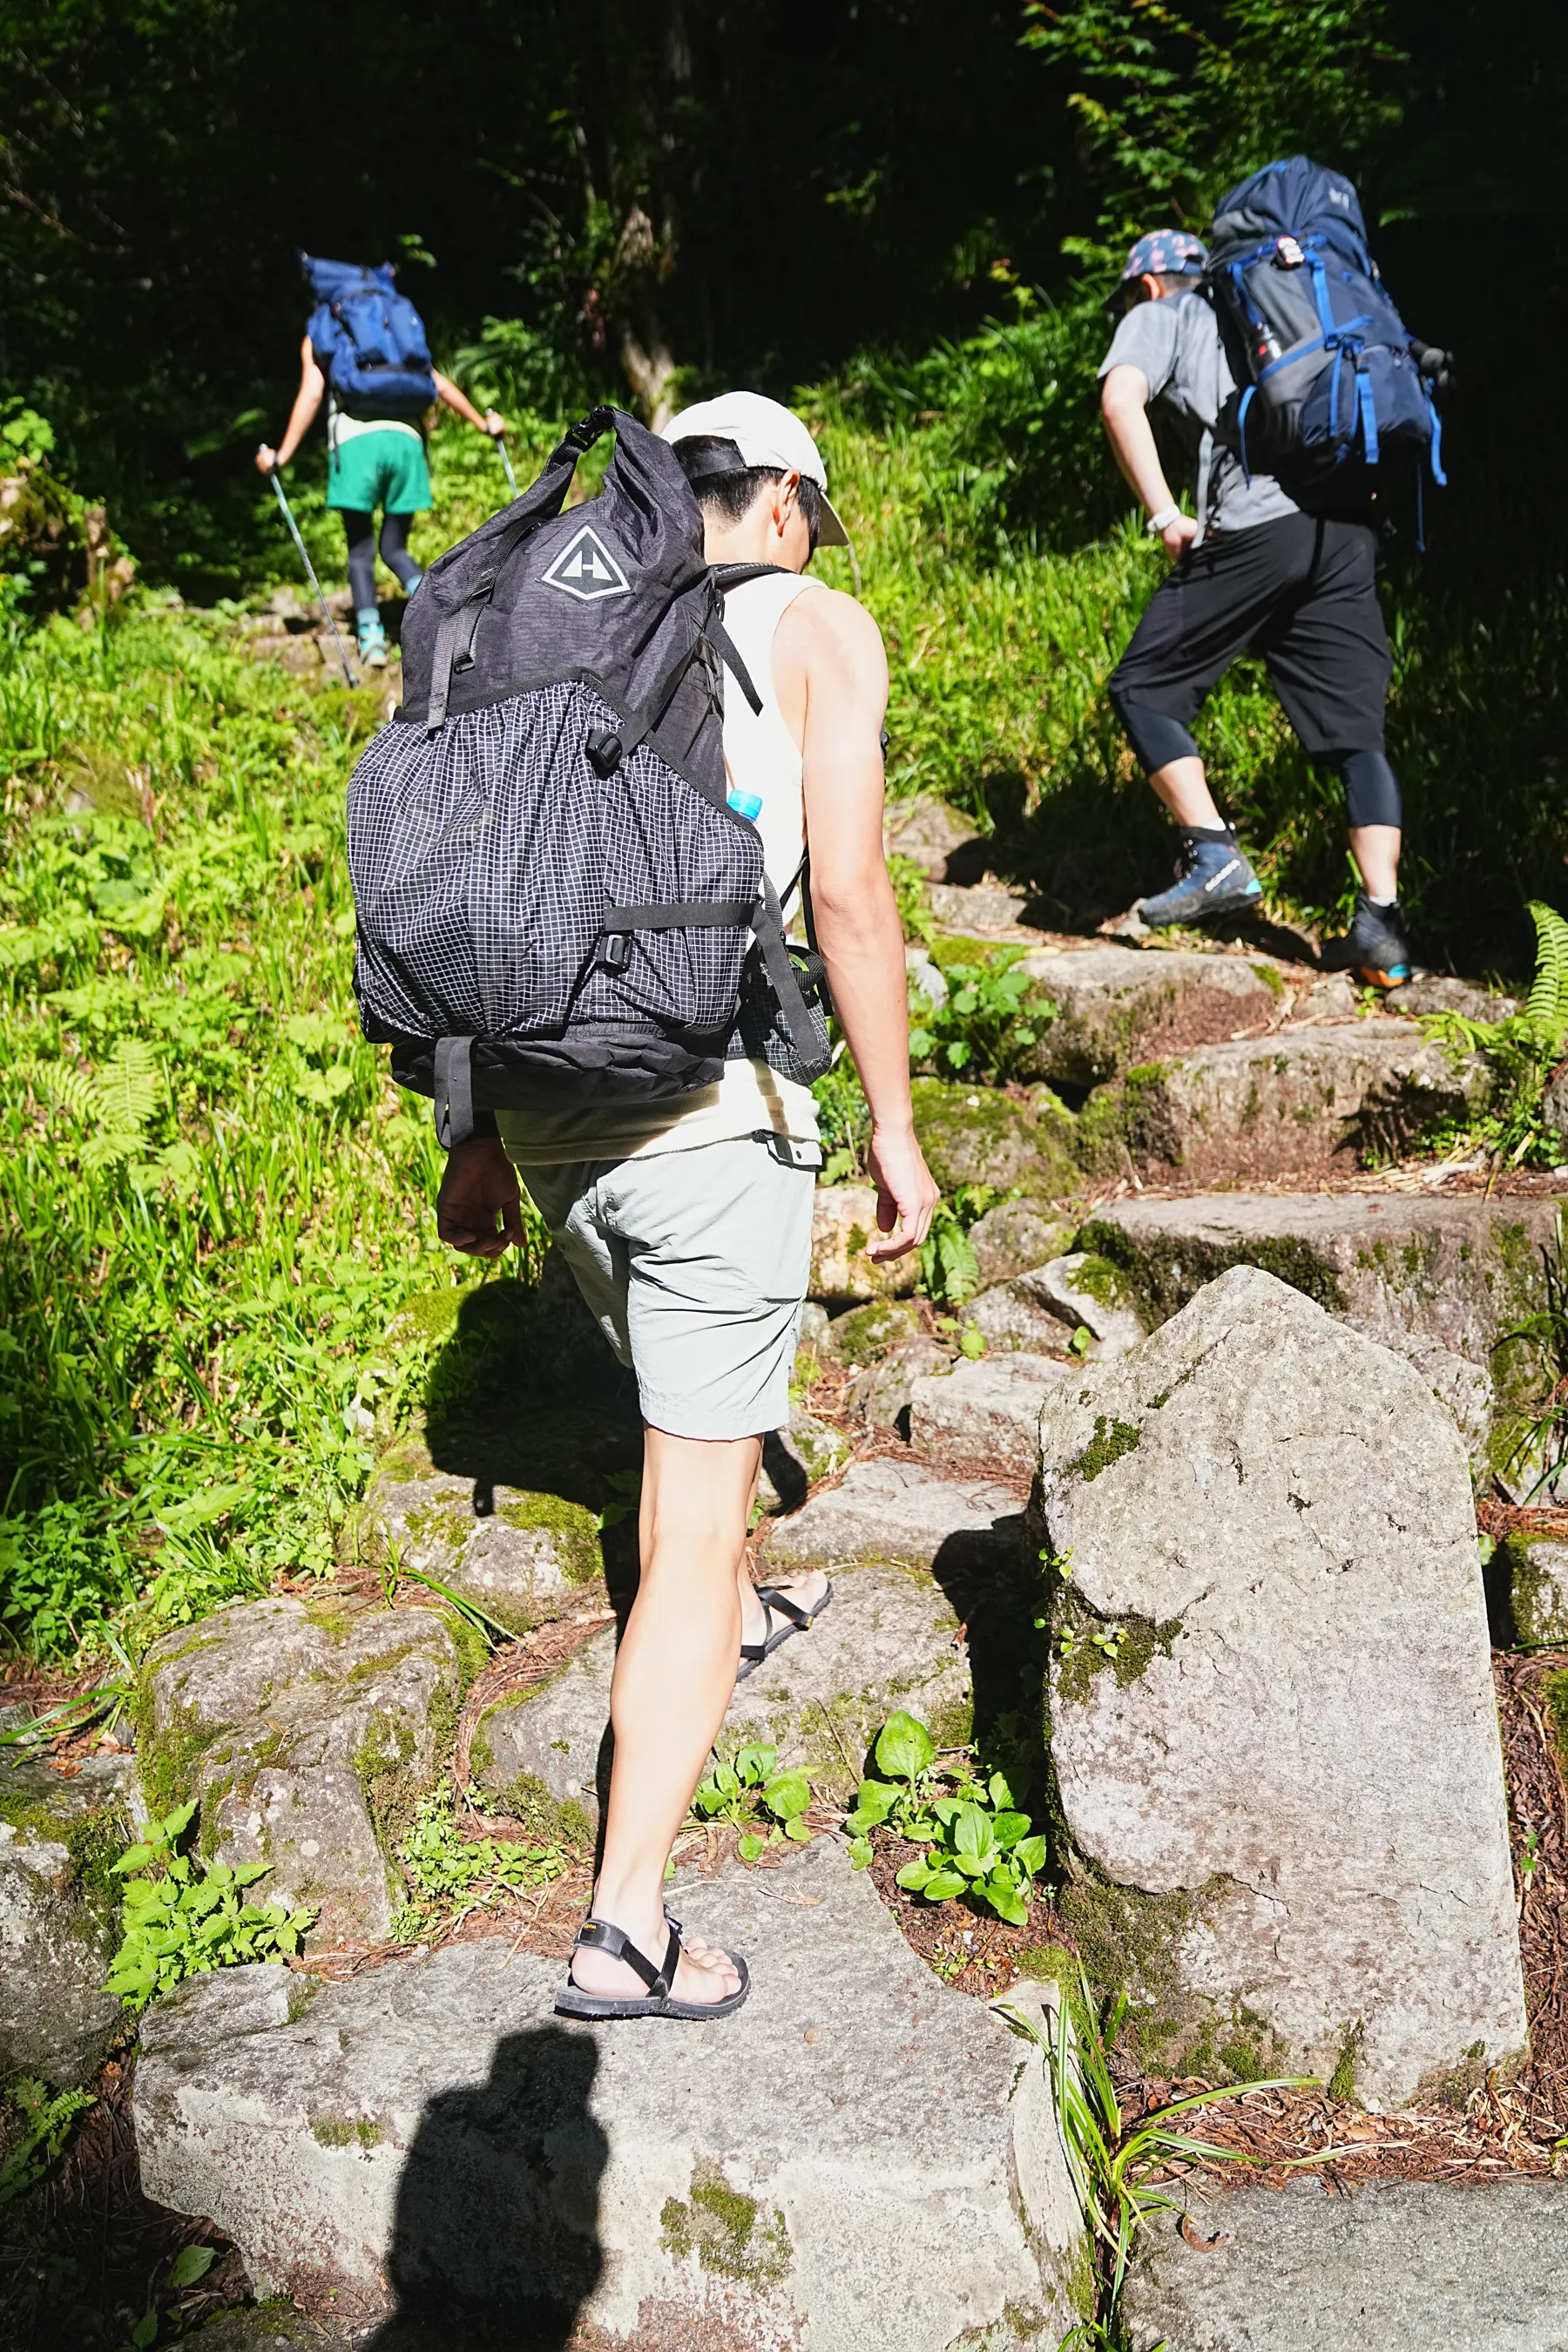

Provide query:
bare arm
left=1100, top=363, right=1195, bottom=559
left=432, top=368, right=504, bottom=436
left=256, top=337, right=325, bottom=472
left=780, top=589, right=938, bottom=1259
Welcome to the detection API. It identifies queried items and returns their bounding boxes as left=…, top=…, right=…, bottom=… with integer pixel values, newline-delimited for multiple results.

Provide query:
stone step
left=1081, top=1192, right=1561, bottom=1450
left=1077, top=1021, right=1489, bottom=1183
left=1011, top=945, right=1282, bottom=1085
left=134, top=1840, right=1085, bottom=2352
left=1123, top=2179, right=1568, bottom=2352
left=0, top=1751, right=134, bottom=2088
left=909, top=1353, right=1071, bottom=1459
left=761, top=1458, right=1024, bottom=1577
left=474, top=1557, right=973, bottom=1825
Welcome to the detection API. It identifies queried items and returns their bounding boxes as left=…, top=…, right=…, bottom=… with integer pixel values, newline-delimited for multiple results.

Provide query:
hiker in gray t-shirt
left=1097, top=229, right=1412, bottom=987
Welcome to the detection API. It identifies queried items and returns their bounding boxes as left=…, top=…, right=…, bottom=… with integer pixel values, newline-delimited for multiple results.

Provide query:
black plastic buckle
left=601, top=930, right=632, bottom=975
left=586, top=728, right=623, bottom=778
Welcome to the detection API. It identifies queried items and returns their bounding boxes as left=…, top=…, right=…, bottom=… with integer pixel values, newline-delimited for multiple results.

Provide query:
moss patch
left=1052, top=1583, right=1182, bottom=1706
left=308, top=2112, right=385, bottom=2149
left=1074, top=1062, right=1178, bottom=1178
left=496, top=1768, right=594, bottom=1849
left=1077, top=1217, right=1348, bottom=1328
left=132, top=1687, right=232, bottom=1820
left=660, top=2162, right=791, bottom=2288
left=910, top=1075, right=1078, bottom=1198
left=1069, top=1413, right=1142, bottom=1484
left=494, top=1492, right=603, bottom=1586
left=830, top=1298, right=923, bottom=1369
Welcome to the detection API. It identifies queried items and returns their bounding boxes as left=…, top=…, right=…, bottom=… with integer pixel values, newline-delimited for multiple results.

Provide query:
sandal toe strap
left=754, top=1584, right=812, bottom=1630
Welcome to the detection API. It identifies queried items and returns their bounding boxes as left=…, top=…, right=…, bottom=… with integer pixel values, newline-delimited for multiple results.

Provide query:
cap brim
left=817, top=495, right=850, bottom=549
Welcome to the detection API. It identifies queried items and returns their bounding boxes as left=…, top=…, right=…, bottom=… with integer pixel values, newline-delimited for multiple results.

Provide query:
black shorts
left=1110, top=512, right=1390, bottom=760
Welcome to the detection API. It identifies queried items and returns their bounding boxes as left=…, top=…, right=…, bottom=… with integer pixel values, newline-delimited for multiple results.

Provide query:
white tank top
left=499, top=568, right=824, bottom=1166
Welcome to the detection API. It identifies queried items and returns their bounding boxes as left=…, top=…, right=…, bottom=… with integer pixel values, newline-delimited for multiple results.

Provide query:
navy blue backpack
left=1204, top=157, right=1445, bottom=513
left=301, top=253, right=436, bottom=417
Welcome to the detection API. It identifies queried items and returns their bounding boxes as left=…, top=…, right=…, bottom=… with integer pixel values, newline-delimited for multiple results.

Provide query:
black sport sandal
left=735, top=1579, right=835, bottom=1683
left=555, top=1909, right=751, bottom=2023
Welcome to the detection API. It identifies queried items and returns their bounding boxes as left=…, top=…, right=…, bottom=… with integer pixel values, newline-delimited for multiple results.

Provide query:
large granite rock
left=1010, top=946, right=1280, bottom=1085
left=909, top=1353, right=1070, bottom=1463
left=1123, top=2180, right=1568, bottom=2352
left=138, top=1598, right=461, bottom=1950
left=0, top=1753, right=132, bottom=2086
left=809, top=1185, right=921, bottom=1304
left=962, top=1271, right=1077, bottom=1356
left=1075, top=1023, right=1488, bottom=1183
left=1038, top=1266, right=1525, bottom=2107
left=475, top=1559, right=975, bottom=1821
left=367, top=1436, right=605, bottom=1636
left=846, top=1335, right=955, bottom=1429
left=1080, top=1192, right=1562, bottom=1454
left=134, top=1839, right=1085, bottom=2352
left=910, top=1077, right=1078, bottom=1199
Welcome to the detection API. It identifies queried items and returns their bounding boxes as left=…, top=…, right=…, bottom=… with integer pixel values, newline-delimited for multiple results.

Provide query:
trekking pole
left=259, top=454, right=359, bottom=687
left=487, top=411, right=519, bottom=501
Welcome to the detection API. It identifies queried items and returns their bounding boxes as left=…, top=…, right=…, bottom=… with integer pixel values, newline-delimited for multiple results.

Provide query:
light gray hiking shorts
left=519, top=1138, right=818, bottom=1442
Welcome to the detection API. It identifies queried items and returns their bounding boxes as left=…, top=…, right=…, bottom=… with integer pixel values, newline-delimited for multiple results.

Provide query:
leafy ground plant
left=391, top=1786, right=575, bottom=1943
left=845, top=1711, right=1047, bottom=1926
left=106, top=1800, right=316, bottom=2005
left=0, top=2078, right=95, bottom=2209
left=908, top=953, right=1053, bottom=1084
left=1422, top=900, right=1568, bottom=1171
left=999, top=1956, right=1318, bottom=2341
left=690, top=1741, right=812, bottom=1862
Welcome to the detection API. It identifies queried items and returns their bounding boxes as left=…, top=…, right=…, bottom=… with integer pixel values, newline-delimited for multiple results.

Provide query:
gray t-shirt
left=1098, top=292, right=1298, bottom=534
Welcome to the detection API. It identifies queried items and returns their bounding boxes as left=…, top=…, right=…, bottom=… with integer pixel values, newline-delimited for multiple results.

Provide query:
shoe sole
left=1355, top=963, right=1411, bottom=989
left=1137, top=887, right=1263, bottom=929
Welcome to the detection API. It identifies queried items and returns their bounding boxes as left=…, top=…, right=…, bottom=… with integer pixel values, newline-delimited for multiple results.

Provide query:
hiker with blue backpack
left=255, top=253, right=508, bottom=672
left=1097, top=159, right=1448, bottom=986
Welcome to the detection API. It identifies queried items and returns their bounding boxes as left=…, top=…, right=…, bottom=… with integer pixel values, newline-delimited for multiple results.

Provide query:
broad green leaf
left=981, top=1874, right=1030, bottom=1926
left=991, top=1810, right=1031, bottom=1850
left=761, top=1767, right=811, bottom=1821
left=950, top=1803, right=994, bottom=1862
left=112, top=1843, right=155, bottom=1874
left=846, top=1836, right=874, bottom=1869
left=896, top=1859, right=933, bottom=1891
left=132, top=2309, right=159, bottom=2348
left=921, top=1869, right=967, bottom=1900
left=988, top=1771, right=1016, bottom=1809
left=875, top=1712, right=935, bottom=1782
left=168, top=2243, right=215, bottom=2288
left=1013, top=1835, right=1048, bottom=1876
left=848, top=1776, right=897, bottom=1826
left=734, top=1742, right=777, bottom=1785
left=737, top=1832, right=765, bottom=1862
left=782, top=1816, right=812, bottom=1842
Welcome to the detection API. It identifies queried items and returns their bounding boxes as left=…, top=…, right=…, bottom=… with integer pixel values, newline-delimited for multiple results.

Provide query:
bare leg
left=570, top=1425, right=757, bottom=2004
left=1148, top=754, right=1226, bottom=830
left=1348, top=823, right=1401, bottom=902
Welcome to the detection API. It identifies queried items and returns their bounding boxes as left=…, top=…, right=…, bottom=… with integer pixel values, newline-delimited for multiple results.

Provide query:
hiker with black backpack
left=1097, top=160, right=1448, bottom=986
left=345, top=393, right=937, bottom=2017
left=255, top=253, right=507, bottom=672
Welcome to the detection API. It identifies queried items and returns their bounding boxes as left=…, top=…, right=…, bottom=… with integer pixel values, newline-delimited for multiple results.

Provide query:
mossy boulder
left=910, top=1077, right=1078, bottom=1199
left=366, top=1441, right=605, bottom=1636
left=1504, top=1536, right=1568, bottom=1646
left=829, top=1297, right=923, bottom=1368
left=136, top=1596, right=460, bottom=1950
left=0, top=1753, right=132, bottom=2086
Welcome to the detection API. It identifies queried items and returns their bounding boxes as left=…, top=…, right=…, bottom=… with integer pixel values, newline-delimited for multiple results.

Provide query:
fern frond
left=92, top=1039, right=161, bottom=1138
left=45, top=1065, right=98, bottom=1125
left=1524, top=901, right=1568, bottom=1054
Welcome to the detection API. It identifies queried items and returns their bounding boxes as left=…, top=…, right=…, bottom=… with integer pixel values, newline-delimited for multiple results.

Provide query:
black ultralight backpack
left=1204, top=157, right=1446, bottom=510
left=346, top=406, right=828, bottom=1146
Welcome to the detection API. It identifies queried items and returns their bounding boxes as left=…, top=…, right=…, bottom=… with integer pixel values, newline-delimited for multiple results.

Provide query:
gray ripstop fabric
left=344, top=407, right=829, bottom=1142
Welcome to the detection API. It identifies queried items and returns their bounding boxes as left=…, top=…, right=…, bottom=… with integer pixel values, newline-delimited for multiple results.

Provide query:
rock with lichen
left=0, top=1753, right=134, bottom=2085
left=911, top=1076, right=1078, bottom=1199
left=808, top=1185, right=920, bottom=1304
left=366, top=1437, right=605, bottom=1635
left=136, top=1597, right=462, bottom=1950
left=1037, top=1265, right=1526, bottom=2108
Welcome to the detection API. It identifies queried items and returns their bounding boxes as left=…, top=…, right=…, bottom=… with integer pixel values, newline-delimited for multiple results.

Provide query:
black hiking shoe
left=1326, top=891, right=1413, bottom=989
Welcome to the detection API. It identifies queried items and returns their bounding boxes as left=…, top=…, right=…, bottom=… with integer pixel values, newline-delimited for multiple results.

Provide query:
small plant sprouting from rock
left=106, top=1801, right=316, bottom=2007
left=998, top=1957, right=1315, bottom=2339
left=1420, top=901, right=1568, bottom=1170
left=690, top=1743, right=811, bottom=1862
left=844, top=1711, right=1048, bottom=1928
left=908, top=954, right=1054, bottom=1085
left=391, top=1786, right=574, bottom=1942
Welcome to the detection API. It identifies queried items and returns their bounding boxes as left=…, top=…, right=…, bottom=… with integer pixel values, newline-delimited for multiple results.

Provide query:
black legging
left=342, top=510, right=421, bottom=611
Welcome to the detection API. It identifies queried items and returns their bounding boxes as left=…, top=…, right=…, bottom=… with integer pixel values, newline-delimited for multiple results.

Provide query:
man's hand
left=483, top=408, right=509, bottom=437
left=255, top=444, right=279, bottom=475
left=1160, top=512, right=1198, bottom=561
left=865, top=1123, right=940, bottom=1261
left=436, top=1137, right=526, bottom=1258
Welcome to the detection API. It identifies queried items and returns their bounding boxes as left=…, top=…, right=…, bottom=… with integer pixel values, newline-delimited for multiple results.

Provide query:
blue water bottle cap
left=727, top=788, right=763, bottom=821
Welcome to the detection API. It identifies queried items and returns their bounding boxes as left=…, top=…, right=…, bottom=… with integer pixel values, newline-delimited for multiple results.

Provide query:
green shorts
left=326, top=427, right=431, bottom=515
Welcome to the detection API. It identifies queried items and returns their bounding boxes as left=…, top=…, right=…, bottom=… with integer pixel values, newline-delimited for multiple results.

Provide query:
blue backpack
left=301, top=253, right=436, bottom=417
left=1204, top=157, right=1445, bottom=509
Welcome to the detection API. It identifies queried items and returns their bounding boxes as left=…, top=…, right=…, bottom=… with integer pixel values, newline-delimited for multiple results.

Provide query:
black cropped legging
left=342, top=510, right=421, bottom=611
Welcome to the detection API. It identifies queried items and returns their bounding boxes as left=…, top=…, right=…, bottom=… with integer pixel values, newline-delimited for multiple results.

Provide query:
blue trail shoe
left=1136, top=833, right=1264, bottom=927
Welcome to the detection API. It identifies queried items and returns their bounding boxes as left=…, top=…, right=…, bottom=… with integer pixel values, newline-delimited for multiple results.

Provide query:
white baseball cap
left=660, top=390, right=850, bottom=547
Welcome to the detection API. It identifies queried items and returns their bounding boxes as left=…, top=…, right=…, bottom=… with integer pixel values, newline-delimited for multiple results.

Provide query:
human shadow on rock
left=927, top=1515, right=1048, bottom=1804
left=422, top=1261, right=643, bottom=1511
left=359, top=2022, right=607, bottom=2352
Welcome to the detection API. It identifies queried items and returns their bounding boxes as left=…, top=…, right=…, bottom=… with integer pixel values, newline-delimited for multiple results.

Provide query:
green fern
left=47, top=1039, right=164, bottom=1170
left=1524, top=901, right=1568, bottom=1057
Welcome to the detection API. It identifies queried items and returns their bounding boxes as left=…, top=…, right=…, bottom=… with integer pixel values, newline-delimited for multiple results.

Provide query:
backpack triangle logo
left=542, top=524, right=631, bottom=602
